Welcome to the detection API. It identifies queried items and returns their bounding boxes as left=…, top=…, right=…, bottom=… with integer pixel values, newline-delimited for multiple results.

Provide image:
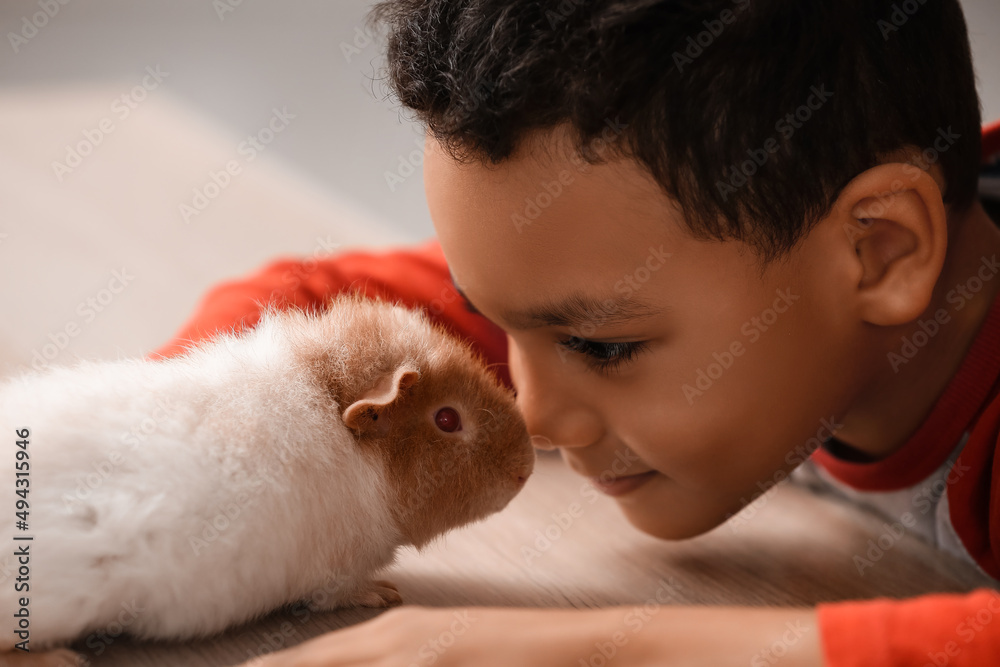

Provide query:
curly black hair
left=369, top=0, right=983, bottom=261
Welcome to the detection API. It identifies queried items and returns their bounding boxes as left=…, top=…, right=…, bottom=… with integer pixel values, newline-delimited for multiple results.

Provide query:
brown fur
left=287, top=293, right=535, bottom=548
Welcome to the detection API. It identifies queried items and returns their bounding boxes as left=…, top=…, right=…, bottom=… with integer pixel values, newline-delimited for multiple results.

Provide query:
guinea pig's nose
left=515, top=465, right=532, bottom=486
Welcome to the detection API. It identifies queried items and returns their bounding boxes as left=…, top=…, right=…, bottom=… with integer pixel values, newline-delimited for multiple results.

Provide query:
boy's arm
left=238, top=593, right=1000, bottom=667
left=148, top=239, right=512, bottom=387
left=817, top=589, right=1000, bottom=665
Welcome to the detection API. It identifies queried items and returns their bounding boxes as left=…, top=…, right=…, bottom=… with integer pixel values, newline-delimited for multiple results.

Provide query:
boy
left=153, top=0, right=1000, bottom=664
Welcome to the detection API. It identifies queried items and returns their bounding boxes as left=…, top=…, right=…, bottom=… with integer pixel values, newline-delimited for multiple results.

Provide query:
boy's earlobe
left=834, top=161, right=948, bottom=328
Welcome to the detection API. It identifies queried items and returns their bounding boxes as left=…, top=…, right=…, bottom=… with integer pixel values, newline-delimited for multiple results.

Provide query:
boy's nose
left=508, top=338, right=603, bottom=450
left=516, top=389, right=603, bottom=451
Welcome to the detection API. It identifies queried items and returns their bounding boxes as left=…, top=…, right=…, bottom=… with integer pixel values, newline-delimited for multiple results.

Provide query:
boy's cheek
left=620, top=394, right=801, bottom=516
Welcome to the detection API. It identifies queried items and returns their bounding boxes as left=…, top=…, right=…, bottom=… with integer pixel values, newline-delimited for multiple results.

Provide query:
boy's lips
left=587, top=470, right=658, bottom=497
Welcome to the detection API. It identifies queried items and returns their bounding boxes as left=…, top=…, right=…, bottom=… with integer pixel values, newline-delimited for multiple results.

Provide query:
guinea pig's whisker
left=477, top=407, right=499, bottom=427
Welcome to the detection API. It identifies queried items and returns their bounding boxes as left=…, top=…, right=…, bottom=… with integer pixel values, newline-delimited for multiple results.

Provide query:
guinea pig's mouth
left=515, top=451, right=535, bottom=487
left=514, top=462, right=533, bottom=486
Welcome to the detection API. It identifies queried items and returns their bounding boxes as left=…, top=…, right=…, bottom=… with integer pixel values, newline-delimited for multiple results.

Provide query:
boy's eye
left=557, top=336, right=649, bottom=375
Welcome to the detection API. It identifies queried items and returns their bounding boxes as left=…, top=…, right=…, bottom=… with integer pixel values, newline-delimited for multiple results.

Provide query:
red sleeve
left=983, top=118, right=1000, bottom=165
left=818, top=589, right=1000, bottom=666
left=147, top=238, right=512, bottom=387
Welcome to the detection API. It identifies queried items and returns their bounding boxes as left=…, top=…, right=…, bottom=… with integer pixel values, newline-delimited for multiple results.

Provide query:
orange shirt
left=150, top=120, right=1000, bottom=665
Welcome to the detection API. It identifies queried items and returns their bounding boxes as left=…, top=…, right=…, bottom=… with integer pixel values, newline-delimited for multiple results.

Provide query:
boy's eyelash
left=558, top=336, right=649, bottom=374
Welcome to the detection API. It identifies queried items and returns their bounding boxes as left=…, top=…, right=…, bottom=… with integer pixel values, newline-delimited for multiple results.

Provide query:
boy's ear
left=342, top=364, right=421, bottom=432
left=831, top=157, right=948, bottom=327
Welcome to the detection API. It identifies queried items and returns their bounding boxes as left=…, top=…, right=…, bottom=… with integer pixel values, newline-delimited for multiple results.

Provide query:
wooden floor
left=82, top=451, right=993, bottom=666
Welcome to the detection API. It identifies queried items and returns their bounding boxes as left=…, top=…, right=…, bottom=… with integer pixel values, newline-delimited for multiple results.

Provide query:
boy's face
left=424, top=129, right=871, bottom=538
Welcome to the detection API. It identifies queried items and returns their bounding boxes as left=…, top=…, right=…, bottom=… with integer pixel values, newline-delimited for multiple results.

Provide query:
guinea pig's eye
left=434, top=407, right=461, bottom=433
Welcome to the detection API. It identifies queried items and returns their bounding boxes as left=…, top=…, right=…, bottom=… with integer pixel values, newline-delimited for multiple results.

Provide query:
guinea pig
left=0, top=293, right=535, bottom=656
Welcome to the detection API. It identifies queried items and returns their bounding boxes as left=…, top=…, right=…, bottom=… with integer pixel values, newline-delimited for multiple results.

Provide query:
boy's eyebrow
left=449, top=271, right=661, bottom=330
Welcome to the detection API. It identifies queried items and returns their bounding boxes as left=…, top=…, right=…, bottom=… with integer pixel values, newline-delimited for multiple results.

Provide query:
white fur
left=0, top=314, right=403, bottom=649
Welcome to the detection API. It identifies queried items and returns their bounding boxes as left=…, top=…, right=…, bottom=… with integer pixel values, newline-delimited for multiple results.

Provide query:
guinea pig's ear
left=342, top=363, right=421, bottom=431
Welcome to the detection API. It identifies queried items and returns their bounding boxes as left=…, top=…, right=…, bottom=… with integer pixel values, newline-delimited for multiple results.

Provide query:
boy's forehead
left=424, top=132, right=679, bottom=326
left=423, top=126, right=671, bottom=221
left=425, top=132, right=678, bottom=246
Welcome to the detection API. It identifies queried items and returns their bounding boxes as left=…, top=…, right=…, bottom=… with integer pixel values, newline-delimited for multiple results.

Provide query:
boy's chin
left=615, top=496, right=733, bottom=541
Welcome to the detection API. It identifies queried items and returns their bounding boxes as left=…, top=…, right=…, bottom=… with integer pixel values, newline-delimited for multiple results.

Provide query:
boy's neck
left=834, top=200, right=1000, bottom=460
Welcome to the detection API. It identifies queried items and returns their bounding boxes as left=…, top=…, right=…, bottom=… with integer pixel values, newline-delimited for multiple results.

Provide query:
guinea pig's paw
left=0, top=649, right=85, bottom=667
left=349, top=579, right=403, bottom=609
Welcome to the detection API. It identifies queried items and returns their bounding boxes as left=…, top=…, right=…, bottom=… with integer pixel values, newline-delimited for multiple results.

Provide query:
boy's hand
left=240, top=604, right=823, bottom=666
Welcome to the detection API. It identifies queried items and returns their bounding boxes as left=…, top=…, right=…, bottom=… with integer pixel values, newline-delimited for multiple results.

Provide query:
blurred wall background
left=3, top=0, right=997, bottom=242
left=0, top=0, right=433, bottom=239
